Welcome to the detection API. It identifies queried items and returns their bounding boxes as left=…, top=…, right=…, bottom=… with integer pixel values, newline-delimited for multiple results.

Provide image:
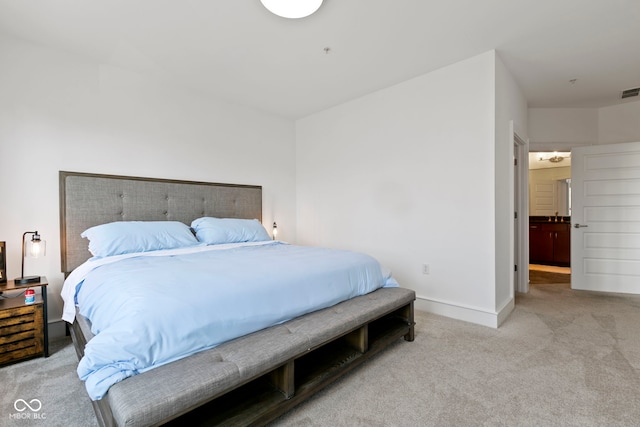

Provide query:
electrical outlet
left=422, top=264, right=430, bottom=275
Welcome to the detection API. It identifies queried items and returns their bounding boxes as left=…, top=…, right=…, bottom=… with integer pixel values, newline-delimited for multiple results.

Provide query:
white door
left=571, top=141, right=640, bottom=294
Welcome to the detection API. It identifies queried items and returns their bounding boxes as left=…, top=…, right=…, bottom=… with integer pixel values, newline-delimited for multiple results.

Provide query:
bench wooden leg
left=402, top=302, right=415, bottom=342
left=345, top=325, right=368, bottom=353
left=269, top=360, right=295, bottom=399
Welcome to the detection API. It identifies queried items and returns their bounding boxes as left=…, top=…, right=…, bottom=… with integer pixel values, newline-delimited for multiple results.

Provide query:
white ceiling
left=0, top=0, right=639, bottom=119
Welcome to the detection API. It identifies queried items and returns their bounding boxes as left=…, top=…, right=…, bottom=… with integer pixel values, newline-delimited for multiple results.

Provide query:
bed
left=59, top=171, right=415, bottom=427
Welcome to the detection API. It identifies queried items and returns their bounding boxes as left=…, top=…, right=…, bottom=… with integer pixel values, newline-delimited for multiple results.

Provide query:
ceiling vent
left=621, top=87, right=640, bottom=99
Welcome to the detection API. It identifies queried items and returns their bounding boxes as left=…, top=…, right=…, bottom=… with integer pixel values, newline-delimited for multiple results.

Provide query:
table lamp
left=15, top=231, right=45, bottom=284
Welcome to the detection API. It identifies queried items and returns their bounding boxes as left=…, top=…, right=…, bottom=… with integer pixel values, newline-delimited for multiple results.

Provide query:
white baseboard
left=496, top=297, right=515, bottom=327
left=45, top=296, right=517, bottom=344
left=415, top=295, right=515, bottom=328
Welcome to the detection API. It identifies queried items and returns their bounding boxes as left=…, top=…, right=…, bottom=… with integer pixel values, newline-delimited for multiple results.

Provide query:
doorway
left=528, top=151, right=572, bottom=286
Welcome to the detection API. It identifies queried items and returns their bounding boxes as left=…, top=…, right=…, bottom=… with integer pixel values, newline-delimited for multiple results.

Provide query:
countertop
left=529, top=216, right=571, bottom=224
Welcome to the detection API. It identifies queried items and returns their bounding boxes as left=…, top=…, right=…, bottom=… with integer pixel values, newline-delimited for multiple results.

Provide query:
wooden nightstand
left=0, top=277, right=49, bottom=365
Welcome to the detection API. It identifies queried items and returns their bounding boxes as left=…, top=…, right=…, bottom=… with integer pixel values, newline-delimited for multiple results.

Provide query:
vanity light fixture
left=15, top=231, right=45, bottom=284
left=260, top=0, right=323, bottom=19
left=538, top=152, right=568, bottom=163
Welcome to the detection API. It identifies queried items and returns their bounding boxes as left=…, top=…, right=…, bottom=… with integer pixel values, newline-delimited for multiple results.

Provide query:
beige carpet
left=2, top=284, right=639, bottom=427
left=270, top=283, right=640, bottom=426
left=0, top=338, right=97, bottom=427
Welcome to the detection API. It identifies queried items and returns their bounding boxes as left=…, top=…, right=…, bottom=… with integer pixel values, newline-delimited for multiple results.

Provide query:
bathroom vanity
left=529, top=216, right=570, bottom=266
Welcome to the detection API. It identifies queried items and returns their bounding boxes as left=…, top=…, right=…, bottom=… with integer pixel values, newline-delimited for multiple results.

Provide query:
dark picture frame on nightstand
left=0, top=241, right=6, bottom=283
left=0, top=277, right=49, bottom=365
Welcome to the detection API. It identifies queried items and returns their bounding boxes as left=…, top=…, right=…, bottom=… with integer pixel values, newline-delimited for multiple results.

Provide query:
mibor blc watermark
left=10, top=398, right=46, bottom=420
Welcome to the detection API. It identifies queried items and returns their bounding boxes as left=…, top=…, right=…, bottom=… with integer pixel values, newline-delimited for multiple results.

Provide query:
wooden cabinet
left=529, top=223, right=570, bottom=266
left=0, top=277, right=48, bottom=365
left=553, top=224, right=571, bottom=264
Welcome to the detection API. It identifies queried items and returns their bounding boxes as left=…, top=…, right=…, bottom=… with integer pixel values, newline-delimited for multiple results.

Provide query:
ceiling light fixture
left=260, top=0, right=323, bottom=19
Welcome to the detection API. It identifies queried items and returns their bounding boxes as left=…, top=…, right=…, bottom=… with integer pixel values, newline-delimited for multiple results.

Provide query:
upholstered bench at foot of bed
left=76, top=287, right=416, bottom=427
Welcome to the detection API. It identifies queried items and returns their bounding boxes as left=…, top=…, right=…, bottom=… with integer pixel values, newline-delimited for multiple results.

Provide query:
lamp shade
left=260, top=0, right=323, bottom=19
left=27, top=235, right=46, bottom=258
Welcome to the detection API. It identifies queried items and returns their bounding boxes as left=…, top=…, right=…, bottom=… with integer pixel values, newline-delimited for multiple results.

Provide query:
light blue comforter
left=68, top=242, right=398, bottom=400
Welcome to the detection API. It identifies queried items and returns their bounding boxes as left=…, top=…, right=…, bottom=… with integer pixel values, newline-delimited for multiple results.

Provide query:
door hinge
left=514, top=211, right=518, bottom=219
left=514, top=264, right=518, bottom=272
left=514, top=158, right=518, bottom=166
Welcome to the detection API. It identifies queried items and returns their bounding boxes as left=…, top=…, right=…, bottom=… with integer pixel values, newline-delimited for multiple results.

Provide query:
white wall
left=528, top=108, right=598, bottom=151
left=598, top=101, right=640, bottom=144
left=296, top=51, right=524, bottom=327
left=494, top=54, right=529, bottom=319
left=0, top=35, right=297, bottom=331
left=529, top=100, right=640, bottom=150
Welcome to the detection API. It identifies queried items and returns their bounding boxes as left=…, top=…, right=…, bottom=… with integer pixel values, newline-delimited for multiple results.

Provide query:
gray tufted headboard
left=59, top=171, right=262, bottom=274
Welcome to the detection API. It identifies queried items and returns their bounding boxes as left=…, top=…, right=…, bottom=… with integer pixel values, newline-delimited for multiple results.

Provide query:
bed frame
left=59, top=171, right=415, bottom=427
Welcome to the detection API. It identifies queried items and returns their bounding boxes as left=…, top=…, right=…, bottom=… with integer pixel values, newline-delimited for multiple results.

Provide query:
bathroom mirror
left=528, top=152, right=571, bottom=217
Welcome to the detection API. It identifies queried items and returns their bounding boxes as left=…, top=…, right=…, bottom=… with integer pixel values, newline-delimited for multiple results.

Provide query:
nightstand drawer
left=0, top=304, right=44, bottom=364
